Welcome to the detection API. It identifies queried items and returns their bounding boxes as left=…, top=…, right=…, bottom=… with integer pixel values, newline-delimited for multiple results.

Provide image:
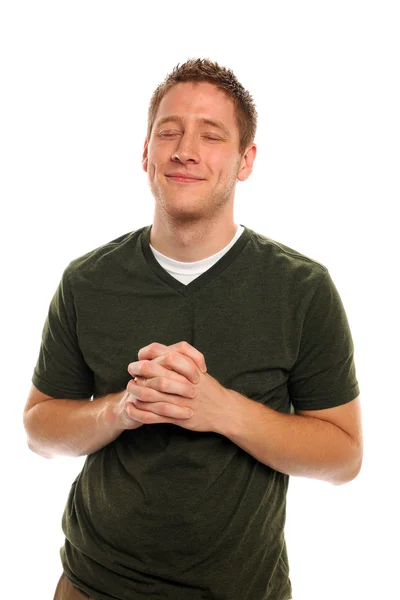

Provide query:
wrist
left=216, top=388, right=248, bottom=438
left=99, top=390, right=128, bottom=434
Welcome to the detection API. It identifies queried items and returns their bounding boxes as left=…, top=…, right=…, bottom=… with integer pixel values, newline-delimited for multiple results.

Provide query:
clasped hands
left=124, top=341, right=232, bottom=434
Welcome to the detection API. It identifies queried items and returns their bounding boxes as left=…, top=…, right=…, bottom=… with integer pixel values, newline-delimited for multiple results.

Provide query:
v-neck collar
left=140, top=224, right=251, bottom=297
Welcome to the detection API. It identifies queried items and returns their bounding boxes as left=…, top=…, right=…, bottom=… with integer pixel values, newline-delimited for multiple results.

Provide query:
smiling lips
left=166, top=173, right=204, bottom=183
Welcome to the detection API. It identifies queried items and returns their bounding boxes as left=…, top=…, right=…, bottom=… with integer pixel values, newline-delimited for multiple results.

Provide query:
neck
left=150, top=215, right=238, bottom=262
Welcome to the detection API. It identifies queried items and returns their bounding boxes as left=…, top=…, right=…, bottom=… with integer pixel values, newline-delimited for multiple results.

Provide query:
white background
left=1, top=1, right=399, bottom=599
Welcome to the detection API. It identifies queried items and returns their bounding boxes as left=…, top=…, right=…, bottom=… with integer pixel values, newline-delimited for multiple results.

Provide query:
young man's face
left=143, top=81, right=254, bottom=224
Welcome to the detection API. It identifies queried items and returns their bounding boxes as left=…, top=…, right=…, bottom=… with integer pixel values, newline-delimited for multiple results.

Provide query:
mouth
left=165, top=175, right=204, bottom=184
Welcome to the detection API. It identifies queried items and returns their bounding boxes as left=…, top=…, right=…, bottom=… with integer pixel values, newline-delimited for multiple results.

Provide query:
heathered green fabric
left=32, top=225, right=359, bottom=600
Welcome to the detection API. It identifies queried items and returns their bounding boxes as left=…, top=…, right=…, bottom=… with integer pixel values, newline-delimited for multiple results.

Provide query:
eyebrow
left=154, top=115, right=231, bottom=137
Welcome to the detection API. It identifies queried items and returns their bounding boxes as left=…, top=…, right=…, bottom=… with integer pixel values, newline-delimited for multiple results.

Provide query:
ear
left=237, top=143, right=257, bottom=182
left=142, top=139, right=149, bottom=173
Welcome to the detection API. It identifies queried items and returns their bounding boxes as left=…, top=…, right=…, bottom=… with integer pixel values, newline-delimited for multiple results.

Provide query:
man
left=23, top=58, right=363, bottom=600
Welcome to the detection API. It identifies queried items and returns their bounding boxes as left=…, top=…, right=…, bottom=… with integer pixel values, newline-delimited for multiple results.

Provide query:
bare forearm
left=222, top=391, right=362, bottom=485
left=24, top=391, right=127, bottom=458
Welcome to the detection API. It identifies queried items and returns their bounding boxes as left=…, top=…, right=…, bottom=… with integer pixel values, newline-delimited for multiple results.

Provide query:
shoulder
left=244, top=227, right=328, bottom=289
left=247, top=227, right=327, bottom=271
left=64, top=226, right=149, bottom=284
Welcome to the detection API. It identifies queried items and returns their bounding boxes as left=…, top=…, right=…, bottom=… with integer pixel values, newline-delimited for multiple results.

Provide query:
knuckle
left=140, top=360, right=152, bottom=375
left=164, top=353, right=174, bottom=366
left=141, top=387, right=152, bottom=400
left=169, top=404, right=183, bottom=417
left=162, top=403, right=173, bottom=415
left=129, top=407, right=142, bottom=422
left=151, top=342, right=164, bottom=353
left=142, top=412, right=154, bottom=424
left=159, top=378, right=170, bottom=393
left=170, top=350, right=179, bottom=360
left=138, top=346, right=149, bottom=360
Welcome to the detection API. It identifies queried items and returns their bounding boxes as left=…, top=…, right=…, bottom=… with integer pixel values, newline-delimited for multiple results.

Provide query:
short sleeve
left=32, top=266, right=94, bottom=399
left=288, top=270, right=359, bottom=411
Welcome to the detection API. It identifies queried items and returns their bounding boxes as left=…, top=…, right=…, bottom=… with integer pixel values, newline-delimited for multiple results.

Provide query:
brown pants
left=53, top=573, right=94, bottom=600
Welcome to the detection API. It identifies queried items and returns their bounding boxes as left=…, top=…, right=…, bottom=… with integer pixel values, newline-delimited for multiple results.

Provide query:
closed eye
left=157, top=132, right=221, bottom=141
left=158, top=132, right=180, bottom=137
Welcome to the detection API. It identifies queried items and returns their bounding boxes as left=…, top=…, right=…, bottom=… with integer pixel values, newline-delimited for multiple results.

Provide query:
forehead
left=154, top=82, right=238, bottom=133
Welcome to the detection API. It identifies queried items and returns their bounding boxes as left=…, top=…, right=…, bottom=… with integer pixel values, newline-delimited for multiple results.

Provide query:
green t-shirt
left=32, top=225, right=359, bottom=600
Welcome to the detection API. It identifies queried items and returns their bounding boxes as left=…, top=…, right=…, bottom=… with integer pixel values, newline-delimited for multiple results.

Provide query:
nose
left=171, top=133, right=200, bottom=164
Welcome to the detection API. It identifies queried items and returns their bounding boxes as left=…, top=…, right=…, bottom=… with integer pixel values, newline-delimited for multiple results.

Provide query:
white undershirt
left=149, top=225, right=245, bottom=285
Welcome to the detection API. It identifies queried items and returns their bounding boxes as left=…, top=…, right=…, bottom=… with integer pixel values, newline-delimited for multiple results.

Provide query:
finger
left=125, top=400, right=193, bottom=422
left=137, top=342, right=169, bottom=362
left=129, top=354, right=200, bottom=385
left=128, top=360, right=192, bottom=385
left=138, top=341, right=207, bottom=373
left=157, top=351, right=202, bottom=384
left=131, top=375, right=197, bottom=399
left=127, top=378, right=196, bottom=403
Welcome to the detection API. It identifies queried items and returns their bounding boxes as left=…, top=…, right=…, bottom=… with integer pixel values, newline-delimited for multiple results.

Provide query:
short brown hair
left=147, top=58, right=258, bottom=155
